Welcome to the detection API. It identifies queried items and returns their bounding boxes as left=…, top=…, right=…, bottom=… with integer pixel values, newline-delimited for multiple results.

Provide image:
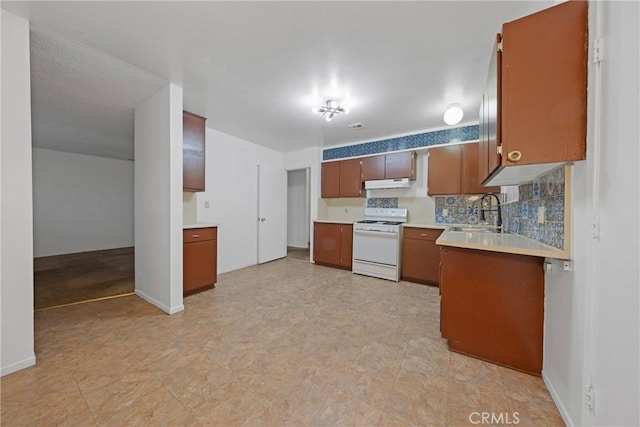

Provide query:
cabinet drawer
left=403, top=227, right=443, bottom=241
left=183, top=227, right=217, bottom=243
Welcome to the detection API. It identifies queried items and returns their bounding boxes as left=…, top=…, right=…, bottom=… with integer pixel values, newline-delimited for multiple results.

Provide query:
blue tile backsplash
left=434, top=195, right=501, bottom=226
left=367, top=198, right=399, bottom=208
left=503, top=167, right=566, bottom=250
left=323, top=125, right=479, bottom=161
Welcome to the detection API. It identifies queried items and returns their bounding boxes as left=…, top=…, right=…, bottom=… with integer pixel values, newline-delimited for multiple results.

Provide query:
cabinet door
left=427, top=145, right=461, bottom=195
left=339, top=225, right=353, bottom=269
left=401, top=228, right=443, bottom=284
left=184, top=240, right=216, bottom=295
left=461, top=143, right=500, bottom=194
left=313, top=223, right=341, bottom=266
left=361, top=155, right=385, bottom=181
left=183, top=111, right=206, bottom=192
left=339, top=158, right=363, bottom=197
left=486, top=34, right=502, bottom=179
left=385, top=151, right=415, bottom=179
left=501, top=0, right=587, bottom=166
left=321, top=162, right=340, bottom=198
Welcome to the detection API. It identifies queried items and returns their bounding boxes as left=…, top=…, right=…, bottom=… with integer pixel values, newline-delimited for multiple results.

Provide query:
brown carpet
left=34, top=247, right=134, bottom=309
left=287, top=246, right=310, bottom=261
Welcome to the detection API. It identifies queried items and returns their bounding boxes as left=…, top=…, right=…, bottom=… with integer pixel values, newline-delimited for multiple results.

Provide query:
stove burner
left=357, top=220, right=379, bottom=224
left=383, top=221, right=403, bottom=226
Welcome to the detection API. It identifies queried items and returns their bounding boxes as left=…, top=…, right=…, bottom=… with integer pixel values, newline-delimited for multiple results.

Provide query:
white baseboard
left=134, top=289, right=183, bottom=315
left=542, top=370, right=575, bottom=427
left=1, top=354, right=36, bottom=377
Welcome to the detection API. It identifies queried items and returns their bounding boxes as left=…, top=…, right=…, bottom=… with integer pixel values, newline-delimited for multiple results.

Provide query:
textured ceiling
left=30, top=27, right=166, bottom=160
left=6, top=1, right=554, bottom=156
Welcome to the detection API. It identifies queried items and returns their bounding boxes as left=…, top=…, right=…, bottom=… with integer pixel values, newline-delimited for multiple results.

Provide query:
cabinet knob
left=507, top=150, right=522, bottom=163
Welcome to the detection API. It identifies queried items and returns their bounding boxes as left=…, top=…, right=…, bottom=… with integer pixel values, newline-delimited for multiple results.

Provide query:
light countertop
left=436, top=228, right=569, bottom=259
left=403, top=223, right=448, bottom=230
left=183, top=223, right=218, bottom=229
left=314, top=219, right=355, bottom=225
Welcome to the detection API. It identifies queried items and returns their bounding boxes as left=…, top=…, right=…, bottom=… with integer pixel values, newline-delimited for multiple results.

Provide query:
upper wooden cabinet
left=361, top=155, right=386, bottom=181
left=360, top=151, right=417, bottom=182
left=428, top=143, right=500, bottom=196
left=385, top=151, right=416, bottom=179
left=480, top=1, right=587, bottom=185
left=321, top=159, right=363, bottom=198
left=183, top=111, right=207, bottom=192
left=427, top=145, right=462, bottom=196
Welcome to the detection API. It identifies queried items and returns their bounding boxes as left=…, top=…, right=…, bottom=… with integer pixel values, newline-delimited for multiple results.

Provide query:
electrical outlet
left=204, top=200, right=210, bottom=209
left=538, top=206, right=545, bottom=224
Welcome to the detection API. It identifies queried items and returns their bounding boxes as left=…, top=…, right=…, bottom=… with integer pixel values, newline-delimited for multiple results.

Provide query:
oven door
left=352, top=228, right=399, bottom=266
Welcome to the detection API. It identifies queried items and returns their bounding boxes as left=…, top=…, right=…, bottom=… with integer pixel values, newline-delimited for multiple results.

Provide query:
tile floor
left=1, top=258, right=564, bottom=426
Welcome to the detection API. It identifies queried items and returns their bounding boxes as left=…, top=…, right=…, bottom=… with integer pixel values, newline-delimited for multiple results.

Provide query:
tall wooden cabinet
left=427, top=143, right=499, bottom=195
left=183, top=111, right=207, bottom=192
left=479, top=0, right=587, bottom=185
left=183, top=227, right=217, bottom=296
left=313, top=222, right=353, bottom=270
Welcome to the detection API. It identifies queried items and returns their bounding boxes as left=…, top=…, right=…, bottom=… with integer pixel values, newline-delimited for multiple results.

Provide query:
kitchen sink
left=449, top=226, right=501, bottom=233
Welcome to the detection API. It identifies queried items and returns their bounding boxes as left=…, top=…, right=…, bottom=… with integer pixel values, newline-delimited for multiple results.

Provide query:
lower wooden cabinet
left=183, top=227, right=217, bottom=296
left=440, top=246, right=544, bottom=375
left=313, top=222, right=353, bottom=270
left=401, top=227, right=443, bottom=285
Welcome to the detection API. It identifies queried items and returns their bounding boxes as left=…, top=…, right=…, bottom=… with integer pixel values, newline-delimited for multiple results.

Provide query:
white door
left=257, top=163, right=287, bottom=264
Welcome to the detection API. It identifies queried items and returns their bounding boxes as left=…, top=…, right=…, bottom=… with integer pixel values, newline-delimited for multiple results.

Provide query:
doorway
left=286, top=168, right=311, bottom=261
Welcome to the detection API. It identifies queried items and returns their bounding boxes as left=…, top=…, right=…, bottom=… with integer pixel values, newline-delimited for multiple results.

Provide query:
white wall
left=592, top=1, right=639, bottom=424
left=543, top=2, right=640, bottom=426
left=0, top=10, right=35, bottom=376
left=32, top=148, right=134, bottom=257
left=133, top=83, right=184, bottom=314
left=195, top=128, right=283, bottom=274
left=287, top=169, right=308, bottom=248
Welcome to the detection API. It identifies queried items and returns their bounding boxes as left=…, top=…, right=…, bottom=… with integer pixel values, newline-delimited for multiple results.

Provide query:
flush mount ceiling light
left=315, top=100, right=349, bottom=122
left=443, top=104, right=464, bottom=125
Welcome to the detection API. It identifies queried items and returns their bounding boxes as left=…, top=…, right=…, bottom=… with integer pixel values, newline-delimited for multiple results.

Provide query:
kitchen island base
left=440, top=246, right=544, bottom=375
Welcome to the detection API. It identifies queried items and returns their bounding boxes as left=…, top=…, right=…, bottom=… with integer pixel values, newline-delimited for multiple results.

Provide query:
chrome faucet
left=479, top=193, right=503, bottom=230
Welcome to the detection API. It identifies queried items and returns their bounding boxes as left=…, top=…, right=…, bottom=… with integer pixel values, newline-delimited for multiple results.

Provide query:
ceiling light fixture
left=315, top=100, right=349, bottom=122
left=443, top=104, right=464, bottom=125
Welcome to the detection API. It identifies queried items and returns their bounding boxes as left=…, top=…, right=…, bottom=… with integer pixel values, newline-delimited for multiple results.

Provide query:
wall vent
left=347, top=122, right=365, bottom=129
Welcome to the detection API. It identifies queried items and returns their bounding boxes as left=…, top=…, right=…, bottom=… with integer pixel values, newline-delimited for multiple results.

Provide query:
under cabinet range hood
left=364, top=178, right=411, bottom=190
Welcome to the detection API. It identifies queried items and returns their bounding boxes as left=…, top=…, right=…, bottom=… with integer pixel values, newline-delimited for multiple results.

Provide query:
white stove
left=352, top=208, right=407, bottom=282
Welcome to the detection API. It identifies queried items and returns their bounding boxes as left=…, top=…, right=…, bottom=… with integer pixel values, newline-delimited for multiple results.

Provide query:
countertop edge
left=436, top=229, right=570, bottom=260
left=314, top=220, right=354, bottom=225
left=183, top=223, right=218, bottom=229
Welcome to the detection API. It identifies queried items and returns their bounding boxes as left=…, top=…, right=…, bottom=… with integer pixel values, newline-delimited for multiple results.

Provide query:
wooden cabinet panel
left=339, top=159, right=363, bottom=197
left=401, top=227, right=443, bottom=285
left=461, top=143, right=500, bottom=194
left=313, top=223, right=341, bottom=267
left=385, top=151, right=415, bottom=179
left=440, top=246, right=544, bottom=375
left=500, top=0, right=587, bottom=167
left=321, top=161, right=340, bottom=198
left=183, top=227, right=217, bottom=296
left=313, top=222, right=352, bottom=270
left=427, top=145, right=461, bottom=195
left=339, top=225, right=353, bottom=269
left=361, top=155, right=385, bottom=181
left=480, top=1, right=587, bottom=184
left=183, top=111, right=206, bottom=192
